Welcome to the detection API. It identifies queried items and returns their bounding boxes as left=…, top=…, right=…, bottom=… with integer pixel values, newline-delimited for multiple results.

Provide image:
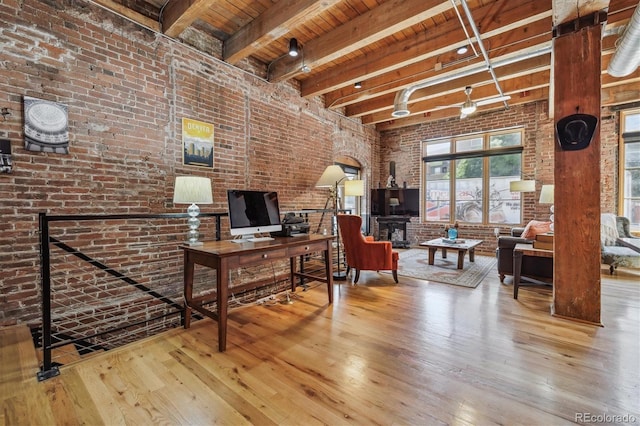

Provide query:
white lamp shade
left=344, top=179, right=365, bottom=196
left=173, top=176, right=213, bottom=204
left=539, top=184, right=554, bottom=204
left=460, top=101, right=477, bottom=115
left=389, top=197, right=400, bottom=206
left=316, top=165, right=347, bottom=187
left=510, top=180, right=536, bottom=192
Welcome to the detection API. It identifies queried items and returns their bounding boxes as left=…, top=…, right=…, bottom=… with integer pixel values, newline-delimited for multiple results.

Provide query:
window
left=423, top=129, right=525, bottom=224
left=621, top=109, right=640, bottom=231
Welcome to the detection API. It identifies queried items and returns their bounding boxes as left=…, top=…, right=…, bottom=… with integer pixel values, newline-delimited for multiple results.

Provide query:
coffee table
left=419, top=238, right=483, bottom=269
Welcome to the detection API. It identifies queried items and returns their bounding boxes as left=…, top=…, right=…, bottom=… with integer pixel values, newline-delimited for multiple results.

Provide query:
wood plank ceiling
left=94, top=0, right=639, bottom=131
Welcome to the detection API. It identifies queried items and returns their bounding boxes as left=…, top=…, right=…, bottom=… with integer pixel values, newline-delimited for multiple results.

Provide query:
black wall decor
left=0, top=139, right=11, bottom=173
left=556, top=113, right=598, bottom=151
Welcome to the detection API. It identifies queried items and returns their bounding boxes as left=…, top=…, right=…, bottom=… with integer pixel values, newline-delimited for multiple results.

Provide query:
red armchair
left=337, top=214, right=399, bottom=284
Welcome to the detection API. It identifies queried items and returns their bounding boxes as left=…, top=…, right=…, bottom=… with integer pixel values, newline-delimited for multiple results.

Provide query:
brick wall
left=379, top=101, right=620, bottom=254
left=0, top=0, right=377, bottom=325
left=0, top=0, right=623, bottom=326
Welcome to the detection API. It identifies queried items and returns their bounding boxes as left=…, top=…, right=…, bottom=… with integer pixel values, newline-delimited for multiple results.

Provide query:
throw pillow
left=601, top=213, right=619, bottom=247
left=521, top=220, right=552, bottom=239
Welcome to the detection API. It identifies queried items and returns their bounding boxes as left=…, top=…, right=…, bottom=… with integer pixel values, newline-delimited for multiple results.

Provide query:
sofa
left=601, top=214, right=640, bottom=274
left=496, top=227, right=553, bottom=283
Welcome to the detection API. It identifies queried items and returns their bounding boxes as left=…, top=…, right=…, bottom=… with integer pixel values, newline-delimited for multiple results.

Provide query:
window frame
left=619, top=108, right=640, bottom=233
left=421, top=128, right=525, bottom=225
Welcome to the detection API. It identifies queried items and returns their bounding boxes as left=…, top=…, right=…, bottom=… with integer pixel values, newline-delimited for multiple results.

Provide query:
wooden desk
left=181, top=234, right=334, bottom=352
left=513, top=243, right=553, bottom=299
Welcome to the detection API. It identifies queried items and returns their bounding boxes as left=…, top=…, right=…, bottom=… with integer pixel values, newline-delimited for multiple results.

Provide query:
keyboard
left=247, top=237, right=274, bottom=242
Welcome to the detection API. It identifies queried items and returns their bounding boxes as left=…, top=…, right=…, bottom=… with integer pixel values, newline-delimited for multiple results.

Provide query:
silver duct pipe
left=392, top=45, right=552, bottom=117
left=608, top=3, right=640, bottom=77
left=393, top=0, right=516, bottom=118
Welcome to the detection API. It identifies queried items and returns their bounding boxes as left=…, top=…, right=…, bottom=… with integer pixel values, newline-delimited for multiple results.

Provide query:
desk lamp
left=173, top=176, right=213, bottom=246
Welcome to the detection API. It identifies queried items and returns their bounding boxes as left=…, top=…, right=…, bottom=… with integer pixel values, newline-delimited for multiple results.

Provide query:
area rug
left=393, top=248, right=497, bottom=288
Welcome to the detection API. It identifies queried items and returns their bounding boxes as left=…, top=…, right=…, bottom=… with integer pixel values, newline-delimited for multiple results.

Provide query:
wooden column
left=552, top=12, right=605, bottom=325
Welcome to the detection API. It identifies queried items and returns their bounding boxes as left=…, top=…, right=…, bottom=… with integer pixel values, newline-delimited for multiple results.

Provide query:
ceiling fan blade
left=430, top=105, right=460, bottom=112
left=475, top=95, right=511, bottom=107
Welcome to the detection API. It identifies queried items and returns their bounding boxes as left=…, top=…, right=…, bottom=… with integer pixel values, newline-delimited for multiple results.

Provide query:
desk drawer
left=238, top=248, right=288, bottom=266
left=288, top=241, right=327, bottom=257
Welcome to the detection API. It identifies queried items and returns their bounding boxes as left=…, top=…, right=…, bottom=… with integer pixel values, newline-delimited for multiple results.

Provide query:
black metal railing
left=37, top=212, right=226, bottom=381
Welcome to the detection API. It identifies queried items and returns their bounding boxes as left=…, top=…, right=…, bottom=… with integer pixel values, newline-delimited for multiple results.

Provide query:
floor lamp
left=316, top=165, right=347, bottom=280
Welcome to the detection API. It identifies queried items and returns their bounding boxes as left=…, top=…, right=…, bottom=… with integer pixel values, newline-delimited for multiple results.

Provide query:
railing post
left=37, top=212, right=59, bottom=381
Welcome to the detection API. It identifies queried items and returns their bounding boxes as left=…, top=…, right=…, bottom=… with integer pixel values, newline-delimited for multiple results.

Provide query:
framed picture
left=24, top=96, right=69, bottom=154
left=0, top=139, right=12, bottom=173
left=182, top=118, right=214, bottom=168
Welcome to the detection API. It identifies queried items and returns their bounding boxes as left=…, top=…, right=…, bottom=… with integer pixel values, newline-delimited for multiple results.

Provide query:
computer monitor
left=226, top=189, right=282, bottom=239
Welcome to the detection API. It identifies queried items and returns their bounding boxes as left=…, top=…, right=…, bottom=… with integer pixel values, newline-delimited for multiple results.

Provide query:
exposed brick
left=0, top=0, right=376, bottom=326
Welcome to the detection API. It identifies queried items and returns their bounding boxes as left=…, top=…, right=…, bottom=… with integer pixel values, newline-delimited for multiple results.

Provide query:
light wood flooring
left=2, top=263, right=639, bottom=425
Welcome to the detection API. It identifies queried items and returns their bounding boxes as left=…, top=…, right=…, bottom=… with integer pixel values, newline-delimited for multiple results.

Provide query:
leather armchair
left=496, top=227, right=553, bottom=283
left=337, top=214, right=399, bottom=284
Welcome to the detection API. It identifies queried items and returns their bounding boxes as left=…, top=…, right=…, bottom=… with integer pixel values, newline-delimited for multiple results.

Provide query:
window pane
left=456, top=137, right=482, bottom=153
left=425, top=140, right=451, bottom=156
left=624, top=142, right=640, bottom=170
left=624, top=198, right=640, bottom=228
left=623, top=113, right=640, bottom=231
left=455, top=161, right=483, bottom=223
left=425, top=160, right=450, bottom=221
left=490, top=132, right=522, bottom=148
left=624, top=113, right=640, bottom=132
left=489, top=153, right=522, bottom=224
left=456, top=157, right=482, bottom=178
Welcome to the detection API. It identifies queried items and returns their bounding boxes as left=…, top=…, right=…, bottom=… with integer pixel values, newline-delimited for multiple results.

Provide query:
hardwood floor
left=2, top=262, right=639, bottom=425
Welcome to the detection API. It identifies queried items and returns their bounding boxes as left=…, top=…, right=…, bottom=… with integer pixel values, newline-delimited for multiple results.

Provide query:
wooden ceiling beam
left=552, top=0, right=610, bottom=26
left=330, top=17, right=552, bottom=112
left=91, top=0, right=160, bottom=31
left=268, top=0, right=453, bottom=82
left=602, top=81, right=640, bottom=106
left=223, top=0, right=340, bottom=65
left=302, top=0, right=551, bottom=98
left=374, top=87, right=550, bottom=130
left=162, top=0, right=217, bottom=38
left=347, top=51, right=551, bottom=118
left=362, top=68, right=551, bottom=124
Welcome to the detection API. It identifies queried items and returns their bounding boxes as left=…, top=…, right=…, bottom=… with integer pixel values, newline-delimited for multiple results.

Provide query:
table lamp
left=510, top=180, right=536, bottom=192
left=389, top=197, right=400, bottom=215
left=539, top=184, right=554, bottom=232
left=173, top=176, right=213, bottom=246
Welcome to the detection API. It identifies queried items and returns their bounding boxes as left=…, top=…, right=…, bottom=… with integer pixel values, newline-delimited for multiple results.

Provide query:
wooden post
left=551, top=12, right=605, bottom=325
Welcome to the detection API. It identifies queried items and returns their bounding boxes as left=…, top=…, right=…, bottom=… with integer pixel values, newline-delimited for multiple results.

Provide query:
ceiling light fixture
left=288, top=38, right=299, bottom=57
left=354, top=82, right=362, bottom=89
left=460, top=86, right=477, bottom=115
left=457, top=45, right=468, bottom=55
